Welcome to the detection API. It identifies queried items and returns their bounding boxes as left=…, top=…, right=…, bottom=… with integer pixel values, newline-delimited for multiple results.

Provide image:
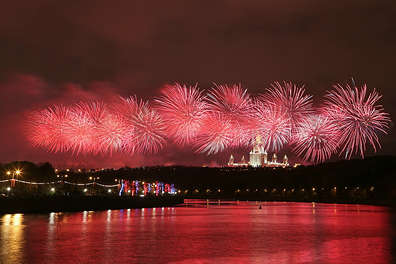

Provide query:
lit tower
left=272, top=153, right=277, bottom=163
left=283, top=154, right=288, bottom=165
left=262, top=149, right=268, bottom=164
left=228, top=154, right=234, bottom=166
left=249, top=135, right=263, bottom=167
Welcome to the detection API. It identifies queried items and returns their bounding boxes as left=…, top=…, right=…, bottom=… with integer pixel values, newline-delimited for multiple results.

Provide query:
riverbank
left=184, top=196, right=394, bottom=207
left=182, top=186, right=395, bottom=207
left=0, top=195, right=184, bottom=213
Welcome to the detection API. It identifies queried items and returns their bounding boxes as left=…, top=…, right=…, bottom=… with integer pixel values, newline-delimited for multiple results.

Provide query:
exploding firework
left=293, top=114, right=341, bottom=163
left=324, top=83, right=390, bottom=158
left=25, top=80, right=391, bottom=163
left=64, top=101, right=105, bottom=154
left=206, top=83, right=255, bottom=147
left=195, top=113, right=233, bottom=155
left=112, top=96, right=141, bottom=153
left=155, top=83, right=208, bottom=145
left=128, top=101, right=167, bottom=154
left=253, top=101, right=291, bottom=152
left=261, top=81, right=313, bottom=135
left=26, top=105, right=70, bottom=153
left=95, top=107, right=127, bottom=154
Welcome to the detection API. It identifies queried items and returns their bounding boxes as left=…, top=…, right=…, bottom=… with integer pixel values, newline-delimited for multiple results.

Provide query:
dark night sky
left=0, top=0, right=395, bottom=168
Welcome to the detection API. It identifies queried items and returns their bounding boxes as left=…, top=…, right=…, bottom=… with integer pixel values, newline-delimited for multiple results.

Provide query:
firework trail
left=64, top=101, right=105, bottom=154
left=24, top=80, right=391, bottom=163
left=112, top=96, right=141, bottom=153
left=293, top=114, right=341, bottom=164
left=260, top=81, right=313, bottom=136
left=206, top=83, right=255, bottom=147
left=26, top=105, right=70, bottom=153
left=155, top=83, right=208, bottom=145
left=324, top=83, right=390, bottom=159
left=195, top=113, right=233, bottom=155
left=253, top=101, right=291, bottom=152
left=96, top=107, right=127, bottom=154
left=128, top=101, right=167, bottom=154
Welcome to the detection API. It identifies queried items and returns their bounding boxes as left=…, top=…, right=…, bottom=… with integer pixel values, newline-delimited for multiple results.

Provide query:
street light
left=6, top=169, right=22, bottom=180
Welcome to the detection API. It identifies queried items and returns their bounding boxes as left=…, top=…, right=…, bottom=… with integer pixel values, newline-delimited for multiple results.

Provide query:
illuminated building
left=228, top=155, right=248, bottom=167
left=228, top=135, right=290, bottom=168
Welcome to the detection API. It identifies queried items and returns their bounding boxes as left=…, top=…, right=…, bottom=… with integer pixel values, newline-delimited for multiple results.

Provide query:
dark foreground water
left=0, top=201, right=394, bottom=264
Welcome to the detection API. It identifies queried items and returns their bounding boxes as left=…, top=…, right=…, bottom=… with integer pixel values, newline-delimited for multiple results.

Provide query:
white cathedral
left=227, top=135, right=289, bottom=168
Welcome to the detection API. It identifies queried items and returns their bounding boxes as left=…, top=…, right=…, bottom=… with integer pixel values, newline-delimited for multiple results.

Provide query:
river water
left=0, top=201, right=394, bottom=264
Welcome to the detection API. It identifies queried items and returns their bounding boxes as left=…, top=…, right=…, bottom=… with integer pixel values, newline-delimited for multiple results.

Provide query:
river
left=0, top=201, right=394, bottom=263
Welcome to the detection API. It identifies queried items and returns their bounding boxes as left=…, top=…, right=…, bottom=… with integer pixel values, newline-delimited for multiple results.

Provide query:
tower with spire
left=228, top=154, right=234, bottom=166
left=227, top=135, right=292, bottom=168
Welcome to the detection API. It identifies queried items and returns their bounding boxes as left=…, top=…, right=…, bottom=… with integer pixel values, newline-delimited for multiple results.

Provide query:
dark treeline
left=1, top=156, right=395, bottom=205
left=0, top=161, right=55, bottom=181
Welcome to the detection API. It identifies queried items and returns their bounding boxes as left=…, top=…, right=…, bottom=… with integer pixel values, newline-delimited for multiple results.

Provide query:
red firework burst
left=261, top=81, right=313, bottom=136
left=324, top=83, right=390, bottom=158
left=195, top=113, right=233, bottom=155
left=64, top=101, right=105, bottom=154
left=95, top=107, right=127, bottom=154
left=206, top=83, right=255, bottom=147
left=26, top=105, right=70, bottom=153
left=293, top=114, right=341, bottom=164
left=113, top=96, right=141, bottom=153
left=253, top=101, right=291, bottom=152
left=128, top=101, right=167, bottom=153
left=155, top=83, right=208, bottom=145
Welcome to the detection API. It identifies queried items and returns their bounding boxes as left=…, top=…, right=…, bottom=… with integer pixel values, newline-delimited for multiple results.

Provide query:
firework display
left=260, top=81, right=313, bottom=135
left=324, top=84, right=390, bottom=159
left=25, top=81, right=391, bottom=163
left=155, top=83, right=208, bottom=145
left=206, top=83, right=256, bottom=147
left=293, top=114, right=341, bottom=164
left=253, top=102, right=291, bottom=152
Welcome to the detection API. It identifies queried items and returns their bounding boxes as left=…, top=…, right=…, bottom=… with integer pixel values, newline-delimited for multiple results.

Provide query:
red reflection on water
left=0, top=202, right=392, bottom=264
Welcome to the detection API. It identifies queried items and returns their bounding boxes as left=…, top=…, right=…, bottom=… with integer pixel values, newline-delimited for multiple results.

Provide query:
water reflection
left=0, top=202, right=393, bottom=263
left=0, top=214, right=24, bottom=263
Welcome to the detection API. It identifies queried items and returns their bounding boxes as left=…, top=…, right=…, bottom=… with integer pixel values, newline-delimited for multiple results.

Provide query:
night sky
left=0, top=1, right=395, bottom=168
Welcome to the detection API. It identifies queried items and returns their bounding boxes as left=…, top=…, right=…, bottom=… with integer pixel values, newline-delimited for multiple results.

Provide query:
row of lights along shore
left=3, top=169, right=374, bottom=195
left=183, top=186, right=374, bottom=194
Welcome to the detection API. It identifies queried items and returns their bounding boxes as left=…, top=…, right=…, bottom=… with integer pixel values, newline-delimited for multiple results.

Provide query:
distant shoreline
left=0, top=195, right=184, bottom=214
left=0, top=195, right=392, bottom=215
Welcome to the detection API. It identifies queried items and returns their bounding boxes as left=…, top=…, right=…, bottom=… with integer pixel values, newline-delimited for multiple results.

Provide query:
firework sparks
left=195, top=113, right=233, bottom=155
left=96, top=108, right=127, bottom=154
left=26, top=105, right=70, bottom=153
left=324, top=83, right=390, bottom=158
left=261, top=81, right=313, bottom=135
left=129, top=101, right=167, bottom=154
left=206, top=83, right=255, bottom=147
left=253, top=101, right=291, bottom=152
left=293, top=114, right=341, bottom=163
left=155, top=83, right=208, bottom=145
left=64, top=101, right=105, bottom=154
left=24, top=80, right=391, bottom=163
